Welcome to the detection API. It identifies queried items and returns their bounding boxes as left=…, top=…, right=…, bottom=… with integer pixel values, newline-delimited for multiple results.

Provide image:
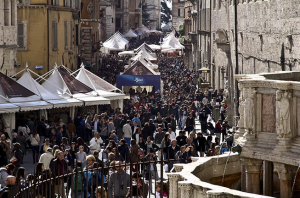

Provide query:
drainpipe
left=234, top=0, right=239, bottom=116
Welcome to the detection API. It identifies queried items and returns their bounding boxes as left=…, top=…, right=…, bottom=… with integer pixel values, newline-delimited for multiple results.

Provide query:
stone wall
left=196, top=0, right=300, bottom=91
left=0, top=0, right=17, bottom=76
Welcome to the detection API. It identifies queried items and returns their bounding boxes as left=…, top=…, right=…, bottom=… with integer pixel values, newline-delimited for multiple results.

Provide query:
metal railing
left=2, top=151, right=189, bottom=198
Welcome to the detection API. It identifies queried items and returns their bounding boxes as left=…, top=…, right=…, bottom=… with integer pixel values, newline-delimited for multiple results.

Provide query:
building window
left=64, top=21, right=68, bottom=49
left=112, top=18, right=114, bottom=23
left=52, top=21, right=58, bottom=50
left=53, top=0, right=59, bottom=6
left=70, top=22, right=73, bottom=49
left=4, top=0, right=10, bottom=26
left=218, top=0, right=222, bottom=10
left=75, top=24, right=79, bottom=46
left=116, top=18, right=121, bottom=28
left=17, top=23, right=27, bottom=50
left=178, top=9, right=180, bottom=17
left=116, top=0, right=121, bottom=8
left=75, top=0, right=79, bottom=9
left=11, top=0, right=16, bottom=26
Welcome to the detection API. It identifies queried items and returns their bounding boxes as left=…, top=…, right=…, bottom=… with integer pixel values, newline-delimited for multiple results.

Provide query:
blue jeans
left=124, top=137, right=131, bottom=147
left=31, top=145, right=39, bottom=156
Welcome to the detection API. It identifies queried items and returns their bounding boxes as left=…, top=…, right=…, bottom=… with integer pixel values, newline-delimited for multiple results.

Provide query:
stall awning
left=75, top=96, right=110, bottom=106
left=47, top=98, right=83, bottom=108
left=0, top=103, right=20, bottom=113
left=13, top=101, right=53, bottom=111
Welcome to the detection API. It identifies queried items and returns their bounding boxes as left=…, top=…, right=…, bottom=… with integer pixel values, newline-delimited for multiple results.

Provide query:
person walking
left=30, top=130, right=40, bottom=163
left=108, top=161, right=131, bottom=198
left=50, top=151, right=68, bottom=198
left=39, top=147, right=54, bottom=170
left=122, top=120, right=132, bottom=147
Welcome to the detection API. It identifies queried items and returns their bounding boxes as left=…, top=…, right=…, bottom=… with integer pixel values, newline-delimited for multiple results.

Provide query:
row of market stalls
left=0, top=64, right=128, bottom=138
left=103, top=27, right=163, bottom=53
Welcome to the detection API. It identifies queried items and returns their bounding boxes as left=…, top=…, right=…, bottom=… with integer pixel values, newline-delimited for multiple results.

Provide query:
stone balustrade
left=168, top=153, right=273, bottom=198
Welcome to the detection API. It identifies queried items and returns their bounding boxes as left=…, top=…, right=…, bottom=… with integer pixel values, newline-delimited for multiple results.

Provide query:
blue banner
left=116, top=75, right=161, bottom=93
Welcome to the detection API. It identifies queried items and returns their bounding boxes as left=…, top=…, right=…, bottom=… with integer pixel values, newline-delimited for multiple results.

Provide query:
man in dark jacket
left=50, top=151, right=68, bottom=198
left=160, top=104, right=168, bottom=117
left=167, top=139, right=180, bottom=171
left=37, top=119, right=46, bottom=146
left=196, top=132, right=206, bottom=157
left=176, top=131, right=187, bottom=147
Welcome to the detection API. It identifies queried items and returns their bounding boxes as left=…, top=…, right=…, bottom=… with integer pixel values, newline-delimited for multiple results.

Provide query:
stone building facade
left=189, top=0, right=300, bottom=122
left=172, top=0, right=185, bottom=31
left=146, top=0, right=161, bottom=30
left=115, top=0, right=142, bottom=33
left=80, top=0, right=103, bottom=69
left=235, top=72, right=300, bottom=197
left=17, top=0, right=80, bottom=75
left=0, top=0, right=17, bottom=76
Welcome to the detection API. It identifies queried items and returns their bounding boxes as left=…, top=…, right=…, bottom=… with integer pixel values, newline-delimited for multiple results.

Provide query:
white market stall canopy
left=72, top=64, right=129, bottom=100
left=123, top=59, right=158, bottom=75
left=118, top=51, right=135, bottom=56
left=161, top=33, right=184, bottom=50
left=0, top=71, right=54, bottom=111
left=41, top=65, right=110, bottom=106
left=0, top=103, right=20, bottom=113
left=103, top=32, right=129, bottom=52
left=131, top=50, right=157, bottom=62
left=123, top=29, right=138, bottom=38
left=135, top=43, right=154, bottom=53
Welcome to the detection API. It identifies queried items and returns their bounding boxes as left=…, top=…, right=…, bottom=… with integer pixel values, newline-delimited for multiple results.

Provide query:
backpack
left=138, top=148, right=145, bottom=160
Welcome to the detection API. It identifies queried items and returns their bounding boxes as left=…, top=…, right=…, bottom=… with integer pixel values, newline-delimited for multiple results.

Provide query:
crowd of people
left=0, top=34, right=234, bottom=198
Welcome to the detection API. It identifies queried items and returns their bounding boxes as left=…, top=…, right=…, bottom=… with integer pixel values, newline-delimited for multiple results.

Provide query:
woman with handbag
left=30, top=130, right=40, bottom=163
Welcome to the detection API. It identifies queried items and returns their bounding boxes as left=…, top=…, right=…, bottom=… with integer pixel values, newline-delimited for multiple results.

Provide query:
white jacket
left=89, top=137, right=103, bottom=151
left=39, top=152, right=54, bottom=169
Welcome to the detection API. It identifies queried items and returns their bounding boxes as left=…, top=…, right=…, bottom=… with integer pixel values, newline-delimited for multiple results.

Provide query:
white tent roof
left=74, top=64, right=128, bottom=100
left=0, top=103, right=20, bottom=113
left=131, top=50, right=157, bottom=61
left=75, top=65, right=121, bottom=92
left=148, top=44, right=161, bottom=50
left=41, top=65, right=110, bottom=106
left=103, top=32, right=129, bottom=51
left=12, top=101, right=53, bottom=111
left=17, top=69, right=63, bottom=100
left=118, top=50, right=135, bottom=56
left=161, top=33, right=184, bottom=50
left=123, top=29, right=138, bottom=38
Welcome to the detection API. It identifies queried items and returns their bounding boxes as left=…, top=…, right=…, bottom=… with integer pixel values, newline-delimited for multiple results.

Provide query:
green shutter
left=65, top=21, right=68, bottom=49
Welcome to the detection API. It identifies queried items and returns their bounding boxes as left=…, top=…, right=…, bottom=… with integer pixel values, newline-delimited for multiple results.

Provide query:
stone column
left=274, top=163, right=296, bottom=198
left=263, top=161, right=273, bottom=196
left=240, top=158, right=246, bottom=192
left=168, top=173, right=182, bottom=198
left=244, top=158, right=263, bottom=194
left=178, top=182, right=193, bottom=198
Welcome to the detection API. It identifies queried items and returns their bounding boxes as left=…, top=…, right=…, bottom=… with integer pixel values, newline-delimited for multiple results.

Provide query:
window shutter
left=53, top=21, right=58, bottom=50
left=17, top=23, right=24, bottom=49
left=65, top=21, right=68, bottom=49
left=70, top=22, right=73, bottom=49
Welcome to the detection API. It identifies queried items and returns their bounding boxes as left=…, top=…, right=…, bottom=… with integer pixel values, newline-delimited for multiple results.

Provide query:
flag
left=138, top=0, right=142, bottom=8
left=175, top=29, right=179, bottom=38
left=99, top=21, right=105, bottom=26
